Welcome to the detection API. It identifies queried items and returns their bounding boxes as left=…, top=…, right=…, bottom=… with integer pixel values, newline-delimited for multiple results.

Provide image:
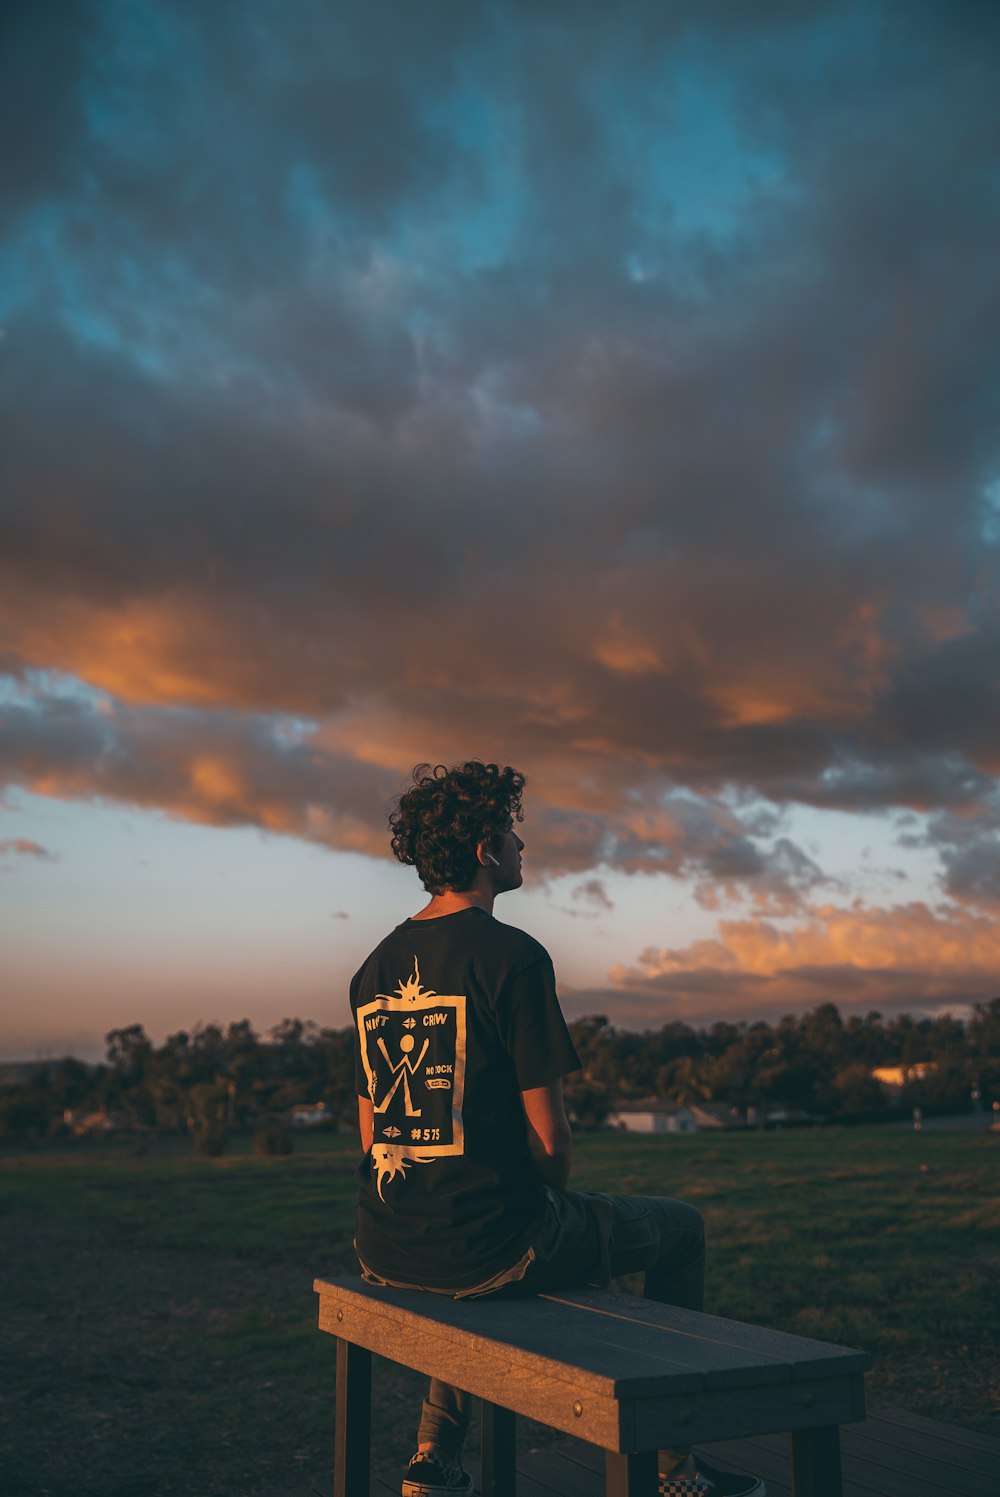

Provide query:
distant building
left=607, top=1099, right=746, bottom=1134
left=607, top=1103, right=698, bottom=1134
left=872, top=1063, right=938, bottom=1091
left=688, top=1102, right=746, bottom=1130
left=288, top=1102, right=333, bottom=1128
left=761, top=1107, right=818, bottom=1127
left=63, top=1109, right=117, bottom=1136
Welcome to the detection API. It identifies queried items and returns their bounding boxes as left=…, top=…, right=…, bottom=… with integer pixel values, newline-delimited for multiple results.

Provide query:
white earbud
left=484, top=852, right=500, bottom=867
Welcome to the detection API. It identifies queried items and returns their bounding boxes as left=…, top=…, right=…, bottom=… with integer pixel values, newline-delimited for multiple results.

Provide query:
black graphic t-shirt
left=351, top=907, right=581, bottom=1290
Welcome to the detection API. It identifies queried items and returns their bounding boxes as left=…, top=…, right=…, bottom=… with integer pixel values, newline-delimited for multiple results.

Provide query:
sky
left=2, top=0, right=1000, bottom=1061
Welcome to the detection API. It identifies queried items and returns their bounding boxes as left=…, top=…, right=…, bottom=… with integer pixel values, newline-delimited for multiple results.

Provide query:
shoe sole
left=402, top=1486, right=476, bottom=1497
left=659, top=1477, right=766, bottom=1496
left=401, top=1481, right=476, bottom=1497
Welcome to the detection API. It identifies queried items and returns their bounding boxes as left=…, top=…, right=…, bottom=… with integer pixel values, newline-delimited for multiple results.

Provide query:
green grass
left=1, top=1129, right=997, bottom=1496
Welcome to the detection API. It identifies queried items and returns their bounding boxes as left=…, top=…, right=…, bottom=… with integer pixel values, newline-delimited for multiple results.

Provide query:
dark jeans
left=389, top=1188, right=706, bottom=1463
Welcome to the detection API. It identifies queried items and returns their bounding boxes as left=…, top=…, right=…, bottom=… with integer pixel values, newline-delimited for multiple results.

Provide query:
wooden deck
left=284, top=1406, right=999, bottom=1497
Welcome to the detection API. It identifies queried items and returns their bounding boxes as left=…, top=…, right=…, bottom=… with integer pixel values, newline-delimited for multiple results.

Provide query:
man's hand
left=521, top=1079, right=572, bottom=1191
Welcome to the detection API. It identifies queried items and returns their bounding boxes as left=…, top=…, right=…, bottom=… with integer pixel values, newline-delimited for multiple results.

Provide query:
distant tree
left=188, top=1023, right=227, bottom=1083
left=105, top=1024, right=152, bottom=1077
left=657, top=1055, right=712, bottom=1106
left=843, top=1011, right=889, bottom=1068
left=188, top=1079, right=230, bottom=1129
left=831, top=1062, right=886, bottom=1116
left=969, top=997, right=1000, bottom=1051
left=705, top=1020, right=743, bottom=1057
left=703, top=1023, right=775, bottom=1111
left=314, top=1026, right=356, bottom=1124
left=562, top=1015, right=617, bottom=1125
left=798, top=1003, right=845, bottom=1068
left=0, top=1084, right=51, bottom=1142
left=563, top=1074, right=612, bottom=1127
left=270, top=1017, right=319, bottom=1074
left=968, top=999, right=1000, bottom=1096
left=149, top=1073, right=188, bottom=1132
left=904, top=1059, right=975, bottom=1109
left=47, top=1057, right=95, bottom=1112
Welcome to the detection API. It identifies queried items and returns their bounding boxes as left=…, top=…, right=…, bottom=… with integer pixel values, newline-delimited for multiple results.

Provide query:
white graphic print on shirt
left=357, top=957, right=467, bottom=1199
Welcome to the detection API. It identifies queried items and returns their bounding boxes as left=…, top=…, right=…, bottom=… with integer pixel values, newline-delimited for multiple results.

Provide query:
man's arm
left=358, top=1095, right=374, bottom=1154
left=521, top=1079, right=572, bottom=1190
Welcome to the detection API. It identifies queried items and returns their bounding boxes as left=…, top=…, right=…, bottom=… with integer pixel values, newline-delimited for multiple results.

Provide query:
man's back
left=351, top=905, right=578, bottom=1291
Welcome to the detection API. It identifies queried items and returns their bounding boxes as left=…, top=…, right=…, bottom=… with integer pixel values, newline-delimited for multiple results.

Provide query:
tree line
left=563, top=999, right=1000, bottom=1126
left=2, top=999, right=998, bottom=1146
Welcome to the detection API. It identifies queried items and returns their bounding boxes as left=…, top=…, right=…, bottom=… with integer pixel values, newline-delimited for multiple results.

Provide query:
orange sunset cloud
left=605, top=900, right=1000, bottom=1024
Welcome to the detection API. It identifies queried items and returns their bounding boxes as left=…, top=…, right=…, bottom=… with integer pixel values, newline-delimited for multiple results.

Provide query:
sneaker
left=659, top=1458, right=765, bottom=1496
left=401, top=1450, right=476, bottom=1496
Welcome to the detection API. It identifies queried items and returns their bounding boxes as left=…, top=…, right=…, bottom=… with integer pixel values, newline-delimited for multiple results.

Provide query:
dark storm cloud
left=0, top=2, right=95, bottom=231
left=905, top=804, right=1000, bottom=908
left=1, top=675, right=830, bottom=896
left=0, top=684, right=399, bottom=853
left=942, top=842, right=1000, bottom=908
left=2, top=0, right=999, bottom=920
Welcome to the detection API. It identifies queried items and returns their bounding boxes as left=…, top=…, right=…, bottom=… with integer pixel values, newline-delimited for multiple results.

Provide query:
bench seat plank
left=545, top=1290, right=871, bottom=1383
left=457, top=1292, right=796, bottom=1392
left=316, top=1278, right=869, bottom=1392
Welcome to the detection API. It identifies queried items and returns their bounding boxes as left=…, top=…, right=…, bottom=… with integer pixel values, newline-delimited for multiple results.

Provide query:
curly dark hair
left=389, top=761, right=526, bottom=894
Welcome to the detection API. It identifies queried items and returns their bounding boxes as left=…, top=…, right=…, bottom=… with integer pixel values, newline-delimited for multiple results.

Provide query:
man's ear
left=476, top=839, right=500, bottom=868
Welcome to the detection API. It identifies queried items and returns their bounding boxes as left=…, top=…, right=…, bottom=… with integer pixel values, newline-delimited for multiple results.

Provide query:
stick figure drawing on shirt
left=373, top=1031, right=430, bottom=1117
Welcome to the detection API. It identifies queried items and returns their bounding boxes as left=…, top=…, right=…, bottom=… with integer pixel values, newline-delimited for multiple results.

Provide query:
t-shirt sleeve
left=495, top=954, right=581, bottom=1090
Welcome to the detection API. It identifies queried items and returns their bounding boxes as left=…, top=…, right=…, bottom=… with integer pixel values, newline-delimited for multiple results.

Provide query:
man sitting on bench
left=350, top=760, right=764, bottom=1497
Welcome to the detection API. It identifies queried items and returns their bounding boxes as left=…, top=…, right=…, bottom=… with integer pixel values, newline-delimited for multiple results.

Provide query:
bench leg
left=334, top=1338, right=371, bottom=1497
left=605, top=1450, right=658, bottom=1496
left=790, top=1425, right=842, bottom=1497
left=481, top=1400, right=516, bottom=1497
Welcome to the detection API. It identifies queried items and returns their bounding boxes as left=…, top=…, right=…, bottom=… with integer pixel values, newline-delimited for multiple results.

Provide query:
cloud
left=556, top=876, right=615, bottom=919
left=0, top=837, right=55, bottom=860
left=571, top=878, right=614, bottom=912
left=603, top=899, right=1000, bottom=1024
left=0, top=675, right=834, bottom=909
left=0, top=681, right=399, bottom=856
left=1, top=3, right=999, bottom=963
left=895, top=803, right=1000, bottom=908
left=940, top=841, right=1000, bottom=908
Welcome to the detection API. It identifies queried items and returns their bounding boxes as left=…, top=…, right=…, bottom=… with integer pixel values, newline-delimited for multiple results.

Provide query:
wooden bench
left=314, top=1276, right=871, bottom=1497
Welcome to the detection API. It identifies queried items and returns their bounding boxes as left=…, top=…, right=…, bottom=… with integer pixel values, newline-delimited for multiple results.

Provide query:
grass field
left=2, top=1127, right=998, bottom=1497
